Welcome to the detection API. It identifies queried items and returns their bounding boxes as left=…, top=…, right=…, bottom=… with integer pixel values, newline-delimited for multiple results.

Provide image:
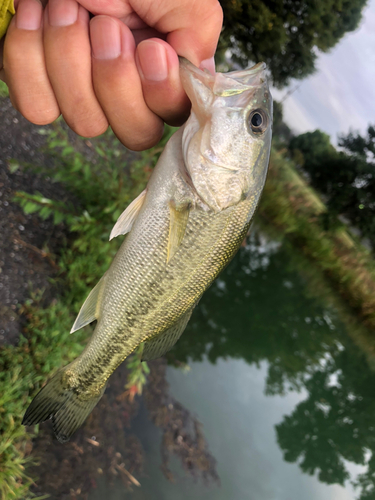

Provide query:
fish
left=22, top=58, right=273, bottom=443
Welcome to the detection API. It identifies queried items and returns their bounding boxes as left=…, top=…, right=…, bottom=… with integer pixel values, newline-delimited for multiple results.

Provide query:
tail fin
left=22, top=368, right=106, bottom=443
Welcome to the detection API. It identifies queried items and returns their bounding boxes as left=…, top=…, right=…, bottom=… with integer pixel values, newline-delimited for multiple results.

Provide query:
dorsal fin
left=109, top=189, right=147, bottom=241
left=167, top=202, right=190, bottom=263
left=142, top=309, right=193, bottom=361
left=70, top=274, right=107, bottom=333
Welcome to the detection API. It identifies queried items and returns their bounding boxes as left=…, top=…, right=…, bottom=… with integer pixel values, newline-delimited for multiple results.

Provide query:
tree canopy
left=272, top=100, right=293, bottom=145
left=219, top=0, right=367, bottom=86
left=289, top=127, right=375, bottom=249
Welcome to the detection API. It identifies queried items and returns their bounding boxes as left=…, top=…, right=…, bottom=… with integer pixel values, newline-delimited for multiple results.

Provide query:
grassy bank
left=0, top=124, right=157, bottom=499
left=259, top=148, right=375, bottom=333
left=0, top=81, right=9, bottom=97
left=1, top=128, right=375, bottom=498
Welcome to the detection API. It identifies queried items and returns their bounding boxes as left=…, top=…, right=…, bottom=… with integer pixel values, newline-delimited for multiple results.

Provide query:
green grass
left=0, top=122, right=174, bottom=499
left=0, top=80, right=9, bottom=97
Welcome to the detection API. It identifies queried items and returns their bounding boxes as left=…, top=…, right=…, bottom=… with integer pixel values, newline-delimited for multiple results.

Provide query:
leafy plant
left=124, top=345, right=150, bottom=402
left=0, top=80, right=9, bottom=98
left=0, top=122, right=175, bottom=499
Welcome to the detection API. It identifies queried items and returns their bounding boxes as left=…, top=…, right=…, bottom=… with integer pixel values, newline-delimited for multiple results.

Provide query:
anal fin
left=142, top=309, right=193, bottom=361
left=167, top=202, right=190, bottom=263
left=110, top=189, right=147, bottom=241
left=70, top=274, right=107, bottom=333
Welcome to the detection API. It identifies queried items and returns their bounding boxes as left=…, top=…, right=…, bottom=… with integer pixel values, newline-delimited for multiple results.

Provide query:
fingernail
left=90, top=17, right=121, bottom=60
left=138, top=41, right=168, bottom=82
left=200, top=57, right=216, bottom=75
left=48, top=0, right=78, bottom=27
left=16, top=0, right=42, bottom=30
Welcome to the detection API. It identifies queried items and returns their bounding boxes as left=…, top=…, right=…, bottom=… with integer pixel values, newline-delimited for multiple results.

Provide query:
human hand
left=0, top=0, right=222, bottom=150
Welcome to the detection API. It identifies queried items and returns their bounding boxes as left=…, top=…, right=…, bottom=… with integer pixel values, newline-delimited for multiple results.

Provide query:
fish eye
left=247, top=109, right=268, bottom=135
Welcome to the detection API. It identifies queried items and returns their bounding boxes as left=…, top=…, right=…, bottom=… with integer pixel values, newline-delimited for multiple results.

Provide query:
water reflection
left=168, top=229, right=375, bottom=499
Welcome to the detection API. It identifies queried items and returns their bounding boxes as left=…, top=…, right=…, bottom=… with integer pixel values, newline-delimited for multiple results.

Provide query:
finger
left=90, top=16, right=164, bottom=151
left=132, top=0, right=223, bottom=66
left=3, top=0, right=60, bottom=124
left=72, top=0, right=147, bottom=30
left=74, top=0, right=132, bottom=20
left=78, top=0, right=223, bottom=65
left=0, top=38, right=5, bottom=79
left=131, top=28, right=166, bottom=46
left=136, top=38, right=190, bottom=126
left=44, top=0, right=108, bottom=137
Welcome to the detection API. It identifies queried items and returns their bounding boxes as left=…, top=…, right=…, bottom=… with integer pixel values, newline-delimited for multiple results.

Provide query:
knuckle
left=204, top=2, right=223, bottom=39
left=209, top=1, right=224, bottom=24
left=193, top=0, right=223, bottom=27
left=66, top=112, right=108, bottom=138
left=122, top=123, right=164, bottom=152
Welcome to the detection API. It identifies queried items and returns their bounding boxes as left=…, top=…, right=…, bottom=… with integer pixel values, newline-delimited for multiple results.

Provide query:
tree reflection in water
left=169, top=230, right=375, bottom=500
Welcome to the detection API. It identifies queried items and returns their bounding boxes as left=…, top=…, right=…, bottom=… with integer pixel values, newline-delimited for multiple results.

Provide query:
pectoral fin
left=142, top=309, right=193, bottom=361
left=70, top=274, right=107, bottom=333
left=110, top=189, right=147, bottom=241
left=167, top=202, right=190, bottom=263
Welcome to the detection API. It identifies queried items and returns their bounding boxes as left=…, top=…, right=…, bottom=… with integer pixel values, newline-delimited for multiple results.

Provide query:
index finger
left=135, top=0, right=223, bottom=66
left=78, top=0, right=223, bottom=65
left=161, top=0, right=223, bottom=66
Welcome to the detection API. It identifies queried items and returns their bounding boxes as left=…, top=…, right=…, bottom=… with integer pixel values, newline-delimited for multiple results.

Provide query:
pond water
left=90, top=228, right=375, bottom=500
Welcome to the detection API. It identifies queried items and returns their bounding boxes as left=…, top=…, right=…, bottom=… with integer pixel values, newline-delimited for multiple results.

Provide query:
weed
left=0, top=80, right=9, bottom=98
left=0, top=123, right=175, bottom=499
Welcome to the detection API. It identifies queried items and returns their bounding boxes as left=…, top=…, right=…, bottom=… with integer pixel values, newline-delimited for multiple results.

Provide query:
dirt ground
left=0, top=97, right=69, bottom=345
left=0, top=96, right=219, bottom=499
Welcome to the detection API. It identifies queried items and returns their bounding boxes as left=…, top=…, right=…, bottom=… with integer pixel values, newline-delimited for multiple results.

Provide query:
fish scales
left=22, top=58, right=273, bottom=442
left=79, top=203, right=249, bottom=379
left=74, top=209, right=235, bottom=378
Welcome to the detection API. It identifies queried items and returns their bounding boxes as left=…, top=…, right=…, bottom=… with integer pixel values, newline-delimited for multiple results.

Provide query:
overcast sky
left=271, top=0, right=375, bottom=144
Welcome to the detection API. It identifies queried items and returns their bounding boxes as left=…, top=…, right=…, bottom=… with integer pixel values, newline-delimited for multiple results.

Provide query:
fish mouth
left=178, top=57, right=266, bottom=77
left=179, top=57, right=215, bottom=84
left=214, top=64, right=267, bottom=97
left=179, top=57, right=268, bottom=97
left=226, top=62, right=266, bottom=79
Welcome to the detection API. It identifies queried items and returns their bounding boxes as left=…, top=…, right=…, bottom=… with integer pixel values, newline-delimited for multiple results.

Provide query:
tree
left=289, top=130, right=336, bottom=168
left=339, top=125, right=375, bottom=162
left=219, top=0, right=367, bottom=86
left=273, top=100, right=293, bottom=146
left=289, top=128, right=375, bottom=249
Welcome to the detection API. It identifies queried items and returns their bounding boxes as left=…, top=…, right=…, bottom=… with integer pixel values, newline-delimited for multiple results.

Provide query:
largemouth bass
left=23, top=58, right=273, bottom=442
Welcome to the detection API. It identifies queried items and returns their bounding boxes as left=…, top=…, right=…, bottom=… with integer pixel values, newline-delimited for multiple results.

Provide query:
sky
left=271, top=0, right=375, bottom=145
